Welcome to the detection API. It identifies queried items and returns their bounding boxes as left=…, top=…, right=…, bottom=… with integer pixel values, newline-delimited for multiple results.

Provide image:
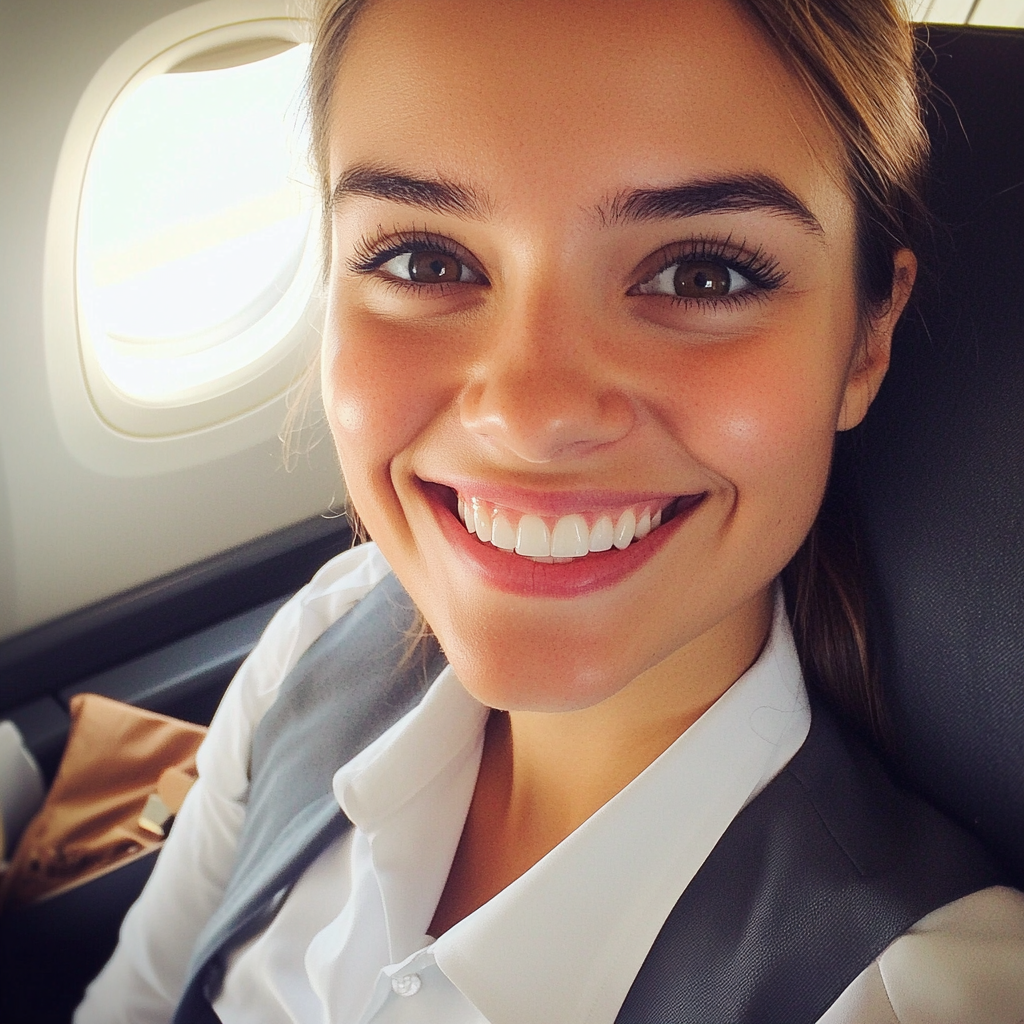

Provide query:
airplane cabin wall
left=0, top=0, right=341, bottom=642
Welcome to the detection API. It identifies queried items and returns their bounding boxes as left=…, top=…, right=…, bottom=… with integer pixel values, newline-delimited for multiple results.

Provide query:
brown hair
left=306, top=0, right=929, bottom=752
left=738, top=0, right=928, bottom=753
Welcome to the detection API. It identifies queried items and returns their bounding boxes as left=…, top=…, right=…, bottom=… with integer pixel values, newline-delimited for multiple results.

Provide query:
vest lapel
left=173, top=571, right=446, bottom=1022
left=614, top=698, right=1002, bottom=1024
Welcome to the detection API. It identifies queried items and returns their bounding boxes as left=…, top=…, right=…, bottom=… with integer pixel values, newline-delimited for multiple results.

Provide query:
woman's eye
left=379, top=249, right=480, bottom=285
left=635, top=259, right=751, bottom=299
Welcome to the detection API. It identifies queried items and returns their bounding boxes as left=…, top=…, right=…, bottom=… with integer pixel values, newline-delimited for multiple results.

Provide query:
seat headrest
left=834, top=26, right=1024, bottom=887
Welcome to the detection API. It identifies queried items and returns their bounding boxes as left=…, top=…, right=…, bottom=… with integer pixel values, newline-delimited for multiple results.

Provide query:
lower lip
left=425, top=485, right=704, bottom=599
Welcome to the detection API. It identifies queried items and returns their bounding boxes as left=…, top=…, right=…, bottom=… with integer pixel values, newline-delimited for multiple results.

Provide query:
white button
left=391, top=973, right=422, bottom=997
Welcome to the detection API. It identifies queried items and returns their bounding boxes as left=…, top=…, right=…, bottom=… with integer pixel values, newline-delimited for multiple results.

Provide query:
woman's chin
left=437, top=626, right=644, bottom=714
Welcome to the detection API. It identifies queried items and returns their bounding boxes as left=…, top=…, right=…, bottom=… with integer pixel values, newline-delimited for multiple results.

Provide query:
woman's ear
left=837, top=248, right=918, bottom=431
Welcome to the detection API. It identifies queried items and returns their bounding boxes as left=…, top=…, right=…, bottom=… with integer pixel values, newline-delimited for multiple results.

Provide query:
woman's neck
left=429, top=587, right=773, bottom=937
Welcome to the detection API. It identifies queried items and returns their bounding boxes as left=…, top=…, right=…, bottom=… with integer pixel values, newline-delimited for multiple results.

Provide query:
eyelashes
left=346, top=227, right=787, bottom=307
left=645, top=235, right=787, bottom=294
left=626, top=233, right=786, bottom=311
left=348, top=228, right=487, bottom=280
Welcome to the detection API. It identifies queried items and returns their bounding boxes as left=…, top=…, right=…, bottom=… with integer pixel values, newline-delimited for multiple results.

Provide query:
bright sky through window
left=915, top=0, right=1024, bottom=22
left=77, top=43, right=316, bottom=405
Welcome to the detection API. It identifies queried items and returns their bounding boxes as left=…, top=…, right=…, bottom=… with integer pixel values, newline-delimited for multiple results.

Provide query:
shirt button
left=391, top=973, right=422, bottom=997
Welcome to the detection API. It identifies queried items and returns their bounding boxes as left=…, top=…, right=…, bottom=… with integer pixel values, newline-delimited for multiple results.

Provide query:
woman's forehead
left=329, top=0, right=850, bottom=232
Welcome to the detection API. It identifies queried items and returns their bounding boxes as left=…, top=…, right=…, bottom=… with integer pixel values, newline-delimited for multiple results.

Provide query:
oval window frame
left=44, top=0, right=321, bottom=475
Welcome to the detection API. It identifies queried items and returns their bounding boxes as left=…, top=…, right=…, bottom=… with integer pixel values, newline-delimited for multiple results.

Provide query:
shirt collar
left=333, top=665, right=489, bottom=962
left=333, top=664, right=487, bottom=831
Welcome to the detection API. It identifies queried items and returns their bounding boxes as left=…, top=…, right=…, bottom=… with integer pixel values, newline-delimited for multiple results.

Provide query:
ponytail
left=781, top=474, right=892, bottom=756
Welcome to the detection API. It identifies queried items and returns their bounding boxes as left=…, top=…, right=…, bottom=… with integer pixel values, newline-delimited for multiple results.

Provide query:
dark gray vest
left=172, top=572, right=1002, bottom=1024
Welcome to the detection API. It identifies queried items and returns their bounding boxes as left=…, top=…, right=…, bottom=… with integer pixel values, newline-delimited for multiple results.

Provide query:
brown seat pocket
left=0, top=693, right=206, bottom=912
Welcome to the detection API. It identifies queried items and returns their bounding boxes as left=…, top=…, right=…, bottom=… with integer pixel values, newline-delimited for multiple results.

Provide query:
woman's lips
left=421, top=480, right=706, bottom=598
left=429, top=479, right=680, bottom=518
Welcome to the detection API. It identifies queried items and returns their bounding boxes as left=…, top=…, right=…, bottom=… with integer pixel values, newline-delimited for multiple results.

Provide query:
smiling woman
left=319, top=0, right=909, bottom=730
left=74, top=2, right=1024, bottom=1023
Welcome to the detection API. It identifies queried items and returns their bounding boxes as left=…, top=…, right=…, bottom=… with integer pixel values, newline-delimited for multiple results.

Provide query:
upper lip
left=421, top=476, right=698, bottom=517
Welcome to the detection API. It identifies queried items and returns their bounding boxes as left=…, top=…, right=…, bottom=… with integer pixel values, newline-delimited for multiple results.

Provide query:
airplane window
left=918, top=0, right=1024, bottom=23
left=76, top=42, right=317, bottom=411
left=968, top=0, right=1024, bottom=25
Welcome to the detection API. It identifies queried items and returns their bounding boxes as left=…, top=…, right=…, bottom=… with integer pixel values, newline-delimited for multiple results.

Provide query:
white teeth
left=457, top=494, right=672, bottom=559
left=551, top=514, right=589, bottom=557
left=589, top=516, right=614, bottom=552
left=474, top=502, right=493, bottom=543
left=635, top=508, right=651, bottom=540
left=516, top=515, right=550, bottom=557
left=491, top=513, right=517, bottom=551
left=613, top=509, right=636, bottom=550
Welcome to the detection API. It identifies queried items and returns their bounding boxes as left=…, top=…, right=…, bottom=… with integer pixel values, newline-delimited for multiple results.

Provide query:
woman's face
left=322, top=0, right=899, bottom=712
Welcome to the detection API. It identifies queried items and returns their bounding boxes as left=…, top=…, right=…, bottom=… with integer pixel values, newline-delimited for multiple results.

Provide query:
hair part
left=306, top=0, right=929, bottom=753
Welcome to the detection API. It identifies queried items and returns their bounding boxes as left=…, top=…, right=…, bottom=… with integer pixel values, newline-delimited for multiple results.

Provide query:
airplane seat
left=0, top=21, right=1022, bottom=1024
left=831, top=24, right=1024, bottom=889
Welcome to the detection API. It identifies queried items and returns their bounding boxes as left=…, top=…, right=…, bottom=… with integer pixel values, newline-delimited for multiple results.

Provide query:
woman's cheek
left=725, top=368, right=834, bottom=477
left=322, top=308, right=447, bottom=485
left=661, top=338, right=841, bottom=515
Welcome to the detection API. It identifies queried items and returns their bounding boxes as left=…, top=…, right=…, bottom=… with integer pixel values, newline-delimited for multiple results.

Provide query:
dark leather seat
left=833, top=24, right=1024, bottom=889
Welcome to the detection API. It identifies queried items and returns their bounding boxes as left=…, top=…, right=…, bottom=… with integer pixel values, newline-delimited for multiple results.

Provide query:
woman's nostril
left=459, top=380, right=634, bottom=463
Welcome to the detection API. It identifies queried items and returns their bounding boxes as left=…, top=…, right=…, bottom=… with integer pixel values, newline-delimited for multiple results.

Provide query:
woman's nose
left=458, top=300, right=635, bottom=464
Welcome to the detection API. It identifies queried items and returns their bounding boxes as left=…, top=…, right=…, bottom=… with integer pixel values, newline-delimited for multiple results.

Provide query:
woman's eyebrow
left=331, top=165, right=822, bottom=236
left=331, top=164, right=489, bottom=218
left=599, top=173, right=824, bottom=234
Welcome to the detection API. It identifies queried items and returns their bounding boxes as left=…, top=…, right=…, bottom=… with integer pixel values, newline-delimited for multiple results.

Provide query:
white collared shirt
left=76, top=542, right=1024, bottom=1024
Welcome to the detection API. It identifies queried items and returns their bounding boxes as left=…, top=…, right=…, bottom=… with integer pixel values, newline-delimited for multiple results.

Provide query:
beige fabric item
left=0, top=693, right=206, bottom=912
left=878, top=886, right=1024, bottom=1024
left=818, top=886, right=1024, bottom=1022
